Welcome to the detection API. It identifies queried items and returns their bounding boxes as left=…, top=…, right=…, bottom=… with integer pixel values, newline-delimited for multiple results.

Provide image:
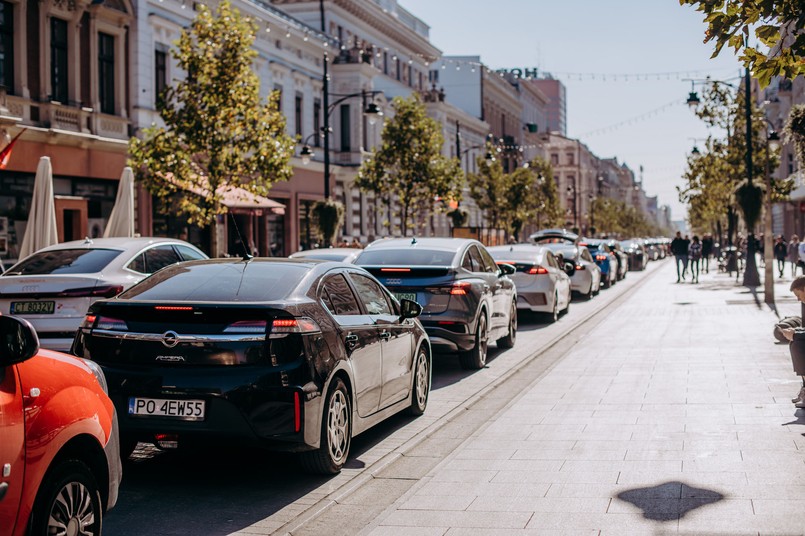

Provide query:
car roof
left=35, top=236, right=198, bottom=253
left=530, top=229, right=579, bottom=243
left=363, top=237, right=479, bottom=251
left=290, top=248, right=362, bottom=257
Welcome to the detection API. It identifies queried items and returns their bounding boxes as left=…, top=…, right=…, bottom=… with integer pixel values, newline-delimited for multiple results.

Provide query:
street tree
left=783, top=104, right=805, bottom=169
left=356, top=94, right=463, bottom=236
left=467, top=155, right=507, bottom=230
left=128, top=0, right=294, bottom=256
left=680, top=0, right=804, bottom=87
left=528, top=157, right=563, bottom=231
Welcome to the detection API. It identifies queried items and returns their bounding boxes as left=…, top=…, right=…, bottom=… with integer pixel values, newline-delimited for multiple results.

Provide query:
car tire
left=299, top=376, right=351, bottom=474
left=545, top=294, right=559, bottom=323
left=407, top=347, right=430, bottom=416
left=460, top=312, right=488, bottom=370
left=497, top=301, right=517, bottom=349
left=30, top=459, right=103, bottom=536
left=603, top=274, right=612, bottom=289
left=562, top=292, right=571, bottom=314
left=585, top=282, right=594, bottom=300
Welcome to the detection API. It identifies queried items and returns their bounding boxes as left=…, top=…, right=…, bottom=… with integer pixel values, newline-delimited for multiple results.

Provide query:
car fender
left=303, top=360, right=356, bottom=449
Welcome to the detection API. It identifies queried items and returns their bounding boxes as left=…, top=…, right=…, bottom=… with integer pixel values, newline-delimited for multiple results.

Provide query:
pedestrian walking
left=788, top=234, right=800, bottom=277
left=778, top=275, right=805, bottom=407
left=701, top=234, right=713, bottom=273
left=774, top=235, right=788, bottom=278
left=670, top=231, right=689, bottom=283
left=689, top=236, right=702, bottom=283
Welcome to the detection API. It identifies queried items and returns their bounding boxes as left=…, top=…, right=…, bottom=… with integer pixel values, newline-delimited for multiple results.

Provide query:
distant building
left=528, top=76, right=567, bottom=136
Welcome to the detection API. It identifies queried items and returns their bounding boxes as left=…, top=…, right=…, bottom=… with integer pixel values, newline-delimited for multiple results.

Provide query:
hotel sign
left=496, top=68, right=539, bottom=78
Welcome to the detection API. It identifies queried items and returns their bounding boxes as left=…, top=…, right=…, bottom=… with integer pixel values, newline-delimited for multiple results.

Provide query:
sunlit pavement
left=361, top=259, right=805, bottom=536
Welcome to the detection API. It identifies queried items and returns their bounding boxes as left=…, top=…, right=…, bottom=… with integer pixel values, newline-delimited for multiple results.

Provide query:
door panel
left=375, top=314, right=415, bottom=409
left=0, top=365, right=25, bottom=532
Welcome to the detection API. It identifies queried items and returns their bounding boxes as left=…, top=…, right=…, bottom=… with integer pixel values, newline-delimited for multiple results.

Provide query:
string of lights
left=578, top=99, right=683, bottom=138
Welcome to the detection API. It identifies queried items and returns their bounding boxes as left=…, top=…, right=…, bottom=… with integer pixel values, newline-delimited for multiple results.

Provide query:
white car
left=0, top=237, right=207, bottom=350
left=540, top=243, right=602, bottom=299
left=487, top=244, right=572, bottom=322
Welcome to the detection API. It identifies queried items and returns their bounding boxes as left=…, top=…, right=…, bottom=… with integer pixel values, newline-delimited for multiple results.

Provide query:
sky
left=397, top=0, right=746, bottom=224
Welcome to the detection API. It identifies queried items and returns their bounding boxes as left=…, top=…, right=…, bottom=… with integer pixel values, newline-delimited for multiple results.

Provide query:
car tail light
left=294, top=392, right=301, bottom=433
left=450, top=281, right=471, bottom=295
left=223, top=320, right=267, bottom=334
left=80, top=314, right=97, bottom=329
left=575, top=265, right=585, bottom=270
left=269, top=317, right=321, bottom=338
left=59, top=285, right=124, bottom=298
left=380, top=268, right=411, bottom=272
left=526, top=266, right=549, bottom=275
left=95, top=316, right=128, bottom=331
left=595, top=255, right=608, bottom=261
left=155, top=305, right=194, bottom=312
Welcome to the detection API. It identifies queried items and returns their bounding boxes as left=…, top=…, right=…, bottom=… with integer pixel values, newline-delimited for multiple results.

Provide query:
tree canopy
left=356, top=94, right=463, bottom=236
left=680, top=0, right=805, bottom=87
left=128, top=0, right=295, bottom=255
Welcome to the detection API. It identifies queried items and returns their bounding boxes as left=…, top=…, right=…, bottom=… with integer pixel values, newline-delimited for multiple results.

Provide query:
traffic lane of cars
left=100, top=256, right=665, bottom=536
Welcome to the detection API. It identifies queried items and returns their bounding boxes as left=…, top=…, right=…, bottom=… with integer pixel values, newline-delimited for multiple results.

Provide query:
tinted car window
left=321, top=273, right=361, bottom=315
left=127, top=253, right=147, bottom=274
left=468, top=246, right=485, bottom=272
left=176, top=245, right=206, bottom=261
left=5, top=249, right=122, bottom=275
left=461, top=251, right=473, bottom=271
left=144, top=245, right=182, bottom=273
left=478, top=247, right=498, bottom=273
left=119, top=262, right=307, bottom=302
left=581, top=249, right=594, bottom=262
left=356, top=249, right=455, bottom=266
left=349, top=273, right=392, bottom=315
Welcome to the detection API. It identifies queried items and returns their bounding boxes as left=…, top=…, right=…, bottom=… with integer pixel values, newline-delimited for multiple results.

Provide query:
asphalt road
left=103, top=260, right=664, bottom=536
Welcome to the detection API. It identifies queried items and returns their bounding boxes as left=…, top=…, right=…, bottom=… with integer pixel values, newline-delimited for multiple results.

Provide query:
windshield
left=119, top=261, right=309, bottom=302
left=356, top=249, right=456, bottom=266
left=5, top=249, right=123, bottom=275
left=488, top=249, right=542, bottom=263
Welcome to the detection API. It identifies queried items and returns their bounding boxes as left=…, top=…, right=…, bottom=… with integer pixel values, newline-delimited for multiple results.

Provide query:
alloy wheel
left=327, top=389, right=350, bottom=465
left=48, top=481, right=98, bottom=536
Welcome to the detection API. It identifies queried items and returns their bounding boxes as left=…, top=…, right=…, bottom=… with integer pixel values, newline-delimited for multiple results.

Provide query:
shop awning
left=161, top=173, right=285, bottom=215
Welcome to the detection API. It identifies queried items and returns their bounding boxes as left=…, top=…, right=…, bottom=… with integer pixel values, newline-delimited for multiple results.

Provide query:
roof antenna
left=228, top=212, right=253, bottom=261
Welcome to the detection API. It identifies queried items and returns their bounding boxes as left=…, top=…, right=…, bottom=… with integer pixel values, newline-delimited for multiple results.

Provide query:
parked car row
left=1, top=230, right=668, bottom=533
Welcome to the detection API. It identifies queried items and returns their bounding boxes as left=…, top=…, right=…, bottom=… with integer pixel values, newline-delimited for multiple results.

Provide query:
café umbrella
left=18, top=156, right=58, bottom=259
left=104, top=166, right=135, bottom=238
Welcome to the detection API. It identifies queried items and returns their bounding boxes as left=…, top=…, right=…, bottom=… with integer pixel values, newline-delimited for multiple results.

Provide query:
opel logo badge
left=161, top=331, right=180, bottom=348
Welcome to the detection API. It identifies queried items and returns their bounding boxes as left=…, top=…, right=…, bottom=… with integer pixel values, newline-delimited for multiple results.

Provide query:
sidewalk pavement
left=363, top=259, right=805, bottom=536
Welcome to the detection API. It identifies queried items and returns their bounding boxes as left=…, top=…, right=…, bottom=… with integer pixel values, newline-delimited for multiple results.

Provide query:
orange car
left=0, top=315, right=121, bottom=536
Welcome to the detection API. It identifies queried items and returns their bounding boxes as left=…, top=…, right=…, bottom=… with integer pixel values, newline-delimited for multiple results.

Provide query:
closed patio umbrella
left=104, top=166, right=135, bottom=238
left=18, top=156, right=58, bottom=259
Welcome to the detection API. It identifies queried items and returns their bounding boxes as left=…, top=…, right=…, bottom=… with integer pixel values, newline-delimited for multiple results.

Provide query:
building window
left=0, top=1, right=13, bottom=94
left=98, top=33, right=115, bottom=114
left=313, top=98, right=321, bottom=147
left=50, top=18, right=68, bottom=103
left=339, top=104, right=350, bottom=152
left=407, top=64, right=412, bottom=87
left=551, top=153, right=558, bottom=166
left=294, top=92, right=303, bottom=138
left=396, top=58, right=401, bottom=81
left=566, top=153, right=574, bottom=165
left=154, top=49, right=167, bottom=106
left=383, top=51, right=388, bottom=75
left=418, top=71, right=423, bottom=90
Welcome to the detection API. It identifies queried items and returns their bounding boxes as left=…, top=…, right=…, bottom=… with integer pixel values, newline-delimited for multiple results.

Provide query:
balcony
left=6, top=95, right=130, bottom=141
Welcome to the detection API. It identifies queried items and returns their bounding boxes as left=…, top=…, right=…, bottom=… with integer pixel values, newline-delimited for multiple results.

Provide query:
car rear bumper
left=516, top=292, right=550, bottom=312
left=422, top=326, right=475, bottom=353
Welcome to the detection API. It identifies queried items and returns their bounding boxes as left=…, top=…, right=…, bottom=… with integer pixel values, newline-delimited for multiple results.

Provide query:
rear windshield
left=489, top=250, right=542, bottom=263
left=4, top=249, right=123, bottom=275
left=119, top=262, right=309, bottom=302
left=356, top=249, right=455, bottom=266
left=295, top=253, right=349, bottom=261
left=543, top=244, right=576, bottom=258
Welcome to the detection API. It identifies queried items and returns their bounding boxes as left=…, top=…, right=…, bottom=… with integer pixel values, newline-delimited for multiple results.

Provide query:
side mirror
left=0, top=316, right=40, bottom=367
left=498, top=263, right=516, bottom=276
left=400, top=299, right=422, bottom=319
left=564, top=261, right=576, bottom=276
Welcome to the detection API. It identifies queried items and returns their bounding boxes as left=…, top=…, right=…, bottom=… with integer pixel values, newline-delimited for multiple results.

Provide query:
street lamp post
left=685, top=67, right=758, bottom=288
left=764, top=125, right=781, bottom=305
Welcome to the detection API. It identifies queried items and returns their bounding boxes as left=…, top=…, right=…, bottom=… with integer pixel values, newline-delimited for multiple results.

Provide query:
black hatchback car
left=354, top=238, right=517, bottom=370
left=71, top=258, right=431, bottom=474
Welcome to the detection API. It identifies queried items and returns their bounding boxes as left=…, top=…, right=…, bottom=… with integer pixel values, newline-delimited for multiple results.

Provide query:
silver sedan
left=487, top=244, right=572, bottom=322
left=540, top=243, right=602, bottom=299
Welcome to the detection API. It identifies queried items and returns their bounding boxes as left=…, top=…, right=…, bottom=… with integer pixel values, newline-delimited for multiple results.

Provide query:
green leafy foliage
left=680, top=0, right=805, bottom=87
left=311, top=199, right=345, bottom=247
left=356, top=94, right=463, bottom=236
left=588, top=198, right=661, bottom=237
left=128, top=0, right=294, bottom=253
left=783, top=104, right=805, bottom=169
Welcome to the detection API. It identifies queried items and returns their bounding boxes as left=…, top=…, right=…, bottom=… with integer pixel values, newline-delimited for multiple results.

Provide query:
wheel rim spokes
left=479, top=317, right=487, bottom=358
left=327, top=391, right=349, bottom=462
left=49, top=482, right=96, bottom=536
left=511, top=305, right=517, bottom=334
left=415, top=352, right=428, bottom=407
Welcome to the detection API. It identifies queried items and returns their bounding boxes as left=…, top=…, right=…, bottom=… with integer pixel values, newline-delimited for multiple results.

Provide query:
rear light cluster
left=526, top=266, right=549, bottom=275
left=595, top=255, right=608, bottom=262
left=223, top=320, right=267, bottom=334
left=269, top=317, right=321, bottom=338
left=575, top=265, right=585, bottom=270
left=60, top=285, right=124, bottom=298
left=425, top=281, right=471, bottom=296
left=95, top=316, right=128, bottom=331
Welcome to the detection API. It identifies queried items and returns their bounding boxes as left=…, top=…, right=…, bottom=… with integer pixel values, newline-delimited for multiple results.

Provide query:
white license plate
left=394, top=292, right=417, bottom=303
left=128, top=397, right=205, bottom=421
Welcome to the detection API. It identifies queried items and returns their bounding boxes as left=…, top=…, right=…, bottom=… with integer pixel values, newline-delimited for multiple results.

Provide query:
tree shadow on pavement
left=616, top=481, right=724, bottom=522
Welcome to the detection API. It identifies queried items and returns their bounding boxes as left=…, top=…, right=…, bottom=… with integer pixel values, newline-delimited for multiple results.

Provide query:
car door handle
left=379, top=331, right=391, bottom=341
left=345, top=334, right=359, bottom=348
